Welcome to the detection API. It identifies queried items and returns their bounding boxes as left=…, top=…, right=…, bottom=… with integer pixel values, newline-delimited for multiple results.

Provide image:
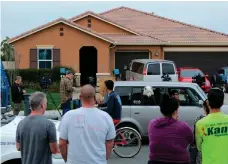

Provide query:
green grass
left=27, top=89, right=61, bottom=110
left=10, top=89, right=61, bottom=111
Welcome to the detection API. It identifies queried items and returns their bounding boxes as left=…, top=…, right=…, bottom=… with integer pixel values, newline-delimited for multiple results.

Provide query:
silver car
left=114, top=81, right=228, bottom=137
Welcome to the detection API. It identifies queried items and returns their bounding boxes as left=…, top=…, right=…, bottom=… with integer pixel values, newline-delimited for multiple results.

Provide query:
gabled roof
left=68, top=11, right=139, bottom=35
left=100, top=6, right=228, bottom=45
left=8, top=18, right=115, bottom=44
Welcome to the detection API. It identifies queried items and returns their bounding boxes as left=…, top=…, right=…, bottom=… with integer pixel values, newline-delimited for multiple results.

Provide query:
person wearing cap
left=60, top=70, right=74, bottom=115
left=58, top=84, right=116, bottom=164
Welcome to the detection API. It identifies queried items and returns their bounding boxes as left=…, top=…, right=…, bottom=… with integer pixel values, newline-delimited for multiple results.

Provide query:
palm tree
left=1, top=37, right=14, bottom=61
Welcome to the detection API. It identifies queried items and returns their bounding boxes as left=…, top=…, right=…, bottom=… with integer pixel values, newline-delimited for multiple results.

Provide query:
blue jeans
left=61, top=99, right=72, bottom=116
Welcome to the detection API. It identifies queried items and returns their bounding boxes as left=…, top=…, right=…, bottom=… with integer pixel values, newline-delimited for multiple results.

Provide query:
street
left=108, top=145, right=149, bottom=164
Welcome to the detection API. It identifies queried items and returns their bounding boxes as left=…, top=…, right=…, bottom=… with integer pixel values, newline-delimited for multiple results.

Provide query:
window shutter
left=30, top=49, right=37, bottom=68
left=53, top=49, right=60, bottom=67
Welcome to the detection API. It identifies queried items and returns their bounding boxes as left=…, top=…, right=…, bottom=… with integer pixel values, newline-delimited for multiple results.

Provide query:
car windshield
left=181, top=69, right=204, bottom=77
left=196, top=85, right=207, bottom=100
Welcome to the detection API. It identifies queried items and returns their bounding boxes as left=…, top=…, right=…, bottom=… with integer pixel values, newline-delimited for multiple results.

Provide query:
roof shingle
left=100, top=6, right=228, bottom=44
left=102, top=34, right=164, bottom=45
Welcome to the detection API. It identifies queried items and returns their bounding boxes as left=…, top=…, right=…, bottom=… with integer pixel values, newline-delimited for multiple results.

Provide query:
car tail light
left=143, top=68, right=147, bottom=75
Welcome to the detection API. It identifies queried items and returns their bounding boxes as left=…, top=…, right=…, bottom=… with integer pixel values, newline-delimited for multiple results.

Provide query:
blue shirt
left=100, top=91, right=122, bottom=120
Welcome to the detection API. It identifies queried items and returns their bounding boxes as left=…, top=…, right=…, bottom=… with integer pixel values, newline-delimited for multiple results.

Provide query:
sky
left=1, top=1, right=228, bottom=41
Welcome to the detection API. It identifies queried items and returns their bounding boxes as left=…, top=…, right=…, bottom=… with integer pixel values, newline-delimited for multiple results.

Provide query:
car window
left=162, top=63, right=175, bottom=75
left=181, top=69, right=204, bottom=77
left=114, top=86, right=131, bottom=105
left=224, top=68, right=228, bottom=75
left=168, top=87, right=202, bottom=106
left=131, top=87, right=165, bottom=106
left=131, top=62, right=144, bottom=74
left=147, top=63, right=160, bottom=75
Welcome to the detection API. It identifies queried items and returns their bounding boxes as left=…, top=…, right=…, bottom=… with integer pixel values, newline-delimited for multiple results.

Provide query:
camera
left=40, top=75, right=52, bottom=90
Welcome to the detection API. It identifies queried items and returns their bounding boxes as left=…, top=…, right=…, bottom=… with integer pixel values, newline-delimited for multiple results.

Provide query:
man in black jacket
left=11, top=76, right=25, bottom=115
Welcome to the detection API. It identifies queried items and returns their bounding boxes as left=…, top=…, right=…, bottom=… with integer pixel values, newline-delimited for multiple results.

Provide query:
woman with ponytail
left=148, top=93, right=193, bottom=164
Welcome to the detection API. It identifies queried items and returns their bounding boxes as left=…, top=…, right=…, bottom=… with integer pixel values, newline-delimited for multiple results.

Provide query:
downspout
left=109, top=42, right=117, bottom=76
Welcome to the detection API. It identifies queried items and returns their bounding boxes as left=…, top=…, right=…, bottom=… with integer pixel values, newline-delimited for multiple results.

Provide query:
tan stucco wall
left=74, top=16, right=132, bottom=34
left=109, top=45, right=163, bottom=72
left=11, top=23, right=111, bottom=73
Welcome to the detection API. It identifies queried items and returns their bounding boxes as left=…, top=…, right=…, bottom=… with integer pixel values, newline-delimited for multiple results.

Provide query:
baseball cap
left=66, top=70, right=73, bottom=75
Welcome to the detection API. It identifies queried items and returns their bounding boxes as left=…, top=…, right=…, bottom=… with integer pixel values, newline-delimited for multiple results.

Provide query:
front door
left=79, top=47, right=97, bottom=86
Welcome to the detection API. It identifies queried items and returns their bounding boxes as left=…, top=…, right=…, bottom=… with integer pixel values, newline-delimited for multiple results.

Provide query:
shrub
left=6, top=66, right=74, bottom=91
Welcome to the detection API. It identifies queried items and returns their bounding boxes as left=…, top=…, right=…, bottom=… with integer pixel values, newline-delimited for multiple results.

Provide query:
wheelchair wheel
left=113, top=127, right=142, bottom=158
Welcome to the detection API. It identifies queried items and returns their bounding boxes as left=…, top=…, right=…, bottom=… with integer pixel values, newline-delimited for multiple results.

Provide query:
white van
left=125, top=59, right=178, bottom=82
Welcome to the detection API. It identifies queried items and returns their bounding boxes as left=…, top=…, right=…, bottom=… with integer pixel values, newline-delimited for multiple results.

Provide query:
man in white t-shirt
left=58, top=84, right=116, bottom=164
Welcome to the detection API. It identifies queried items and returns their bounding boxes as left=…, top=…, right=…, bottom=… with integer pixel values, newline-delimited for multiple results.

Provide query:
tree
left=1, top=37, right=14, bottom=61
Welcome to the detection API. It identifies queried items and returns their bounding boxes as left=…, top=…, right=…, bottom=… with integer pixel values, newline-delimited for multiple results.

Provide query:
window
left=131, top=87, right=163, bottom=106
left=147, top=63, right=160, bottom=75
left=88, top=19, right=92, bottom=28
left=131, top=62, right=144, bottom=74
left=162, top=63, right=175, bottom=74
left=114, top=86, right=131, bottom=105
left=167, top=87, right=201, bottom=106
left=181, top=69, right=204, bottom=77
left=38, top=49, right=52, bottom=69
left=224, top=68, right=228, bottom=75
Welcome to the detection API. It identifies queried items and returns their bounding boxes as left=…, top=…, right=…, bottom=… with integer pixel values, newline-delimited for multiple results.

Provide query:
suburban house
left=9, top=6, right=228, bottom=86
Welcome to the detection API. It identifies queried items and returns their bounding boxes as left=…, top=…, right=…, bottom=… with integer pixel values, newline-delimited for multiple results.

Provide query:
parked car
left=125, top=59, right=178, bottom=82
left=177, top=67, right=212, bottom=93
left=0, top=116, right=64, bottom=164
left=1, top=59, right=11, bottom=114
left=114, top=81, right=228, bottom=138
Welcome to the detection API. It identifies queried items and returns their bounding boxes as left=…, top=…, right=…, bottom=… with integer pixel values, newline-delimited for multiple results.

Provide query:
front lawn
left=10, top=89, right=61, bottom=111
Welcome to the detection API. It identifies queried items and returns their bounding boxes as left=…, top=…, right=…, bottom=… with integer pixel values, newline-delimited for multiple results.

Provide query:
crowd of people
left=14, top=71, right=228, bottom=164
left=148, top=88, right=227, bottom=164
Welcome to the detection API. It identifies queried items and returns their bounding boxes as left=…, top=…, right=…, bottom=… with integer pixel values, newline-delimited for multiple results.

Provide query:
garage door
left=165, top=52, right=228, bottom=75
left=115, top=51, right=149, bottom=78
